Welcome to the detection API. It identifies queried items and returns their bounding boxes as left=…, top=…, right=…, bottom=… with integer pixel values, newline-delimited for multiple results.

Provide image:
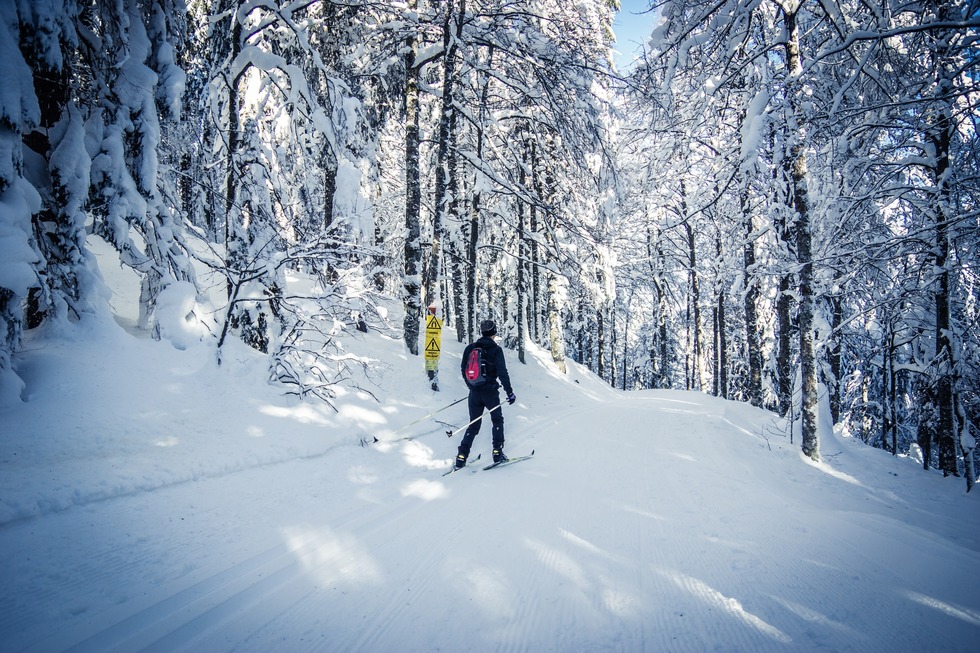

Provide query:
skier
left=456, top=319, right=516, bottom=469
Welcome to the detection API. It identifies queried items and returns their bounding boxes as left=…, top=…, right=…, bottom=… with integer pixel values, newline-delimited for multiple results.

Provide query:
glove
left=507, top=393, right=516, bottom=405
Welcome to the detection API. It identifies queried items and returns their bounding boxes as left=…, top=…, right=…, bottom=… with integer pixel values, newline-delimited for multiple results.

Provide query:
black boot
left=455, top=453, right=467, bottom=469
left=492, top=448, right=508, bottom=464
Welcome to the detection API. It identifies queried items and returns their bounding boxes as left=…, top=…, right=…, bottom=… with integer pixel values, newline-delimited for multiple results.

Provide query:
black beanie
left=480, top=319, right=497, bottom=337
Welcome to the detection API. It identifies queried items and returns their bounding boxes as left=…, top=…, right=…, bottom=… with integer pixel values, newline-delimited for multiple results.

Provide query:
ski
left=482, top=450, right=535, bottom=471
left=441, top=453, right=480, bottom=476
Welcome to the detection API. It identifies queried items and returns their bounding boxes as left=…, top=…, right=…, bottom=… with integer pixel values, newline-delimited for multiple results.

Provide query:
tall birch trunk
left=425, top=0, right=463, bottom=388
left=779, top=0, right=820, bottom=461
left=466, top=47, right=492, bottom=343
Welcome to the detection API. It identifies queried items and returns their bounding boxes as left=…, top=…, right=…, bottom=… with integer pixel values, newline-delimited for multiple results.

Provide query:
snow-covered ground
left=1, top=245, right=979, bottom=652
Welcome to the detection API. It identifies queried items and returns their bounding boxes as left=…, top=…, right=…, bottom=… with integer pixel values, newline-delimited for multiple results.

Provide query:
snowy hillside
left=1, top=249, right=979, bottom=652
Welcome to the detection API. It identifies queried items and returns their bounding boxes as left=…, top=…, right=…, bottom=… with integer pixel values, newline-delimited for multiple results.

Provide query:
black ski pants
left=458, top=386, right=504, bottom=457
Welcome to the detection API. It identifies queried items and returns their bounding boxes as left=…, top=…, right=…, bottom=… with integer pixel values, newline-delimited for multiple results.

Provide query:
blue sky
left=611, top=0, right=657, bottom=71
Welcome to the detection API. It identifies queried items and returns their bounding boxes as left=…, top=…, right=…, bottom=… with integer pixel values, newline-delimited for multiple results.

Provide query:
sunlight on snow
left=526, top=344, right=574, bottom=382
left=154, top=436, right=179, bottom=447
left=530, top=533, right=640, bottom=617
left=718, top=415, right=760, bottom=438
left=660, top=568, right=793, bottom=644
left=400, top=440, right=448, bottom=471
left=765, top=594, right=863, bottom=637
left=650, top=396, right=703, bottom=408
left=400, top=478, right=448, bottom=501
left=339, top=403, right=386, bottom=427
left=655, top=406, right=709, bottom=416
left=559, top=528, right=615, bottom=560
left=801, top=455, right=865, bottom=488
left=905, top=591, right=980, bottom=626
left=455, top=563, right=516, bottom=620
left=642, top=395, right=726, bottom=418
left=704, top=534, right=754, bottom=550
left=602, top=587, right=641, bottom=618
left=259, top=402, right=332, bottom=425
left=619, top=504, right=668, bottom=521
left=379, top=398, right=429, bottom=417
left=347, top=465, right=378, bottom=484
left=525, top=538, right=589, bottom=589
left=282, top=525, right=382, bottom=587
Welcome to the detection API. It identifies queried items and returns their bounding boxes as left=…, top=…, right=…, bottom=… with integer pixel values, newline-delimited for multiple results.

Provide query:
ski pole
left=374, top=396, right=468, bottom=442
left=446, top=402, right=504, bottom=439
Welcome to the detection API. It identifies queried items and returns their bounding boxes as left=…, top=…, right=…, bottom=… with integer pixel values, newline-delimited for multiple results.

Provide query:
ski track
left=3, top=395, right=980, bottom=651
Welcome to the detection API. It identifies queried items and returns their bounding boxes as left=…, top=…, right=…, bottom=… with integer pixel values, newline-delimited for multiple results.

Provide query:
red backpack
left=464, top=345, right=488, bottom=386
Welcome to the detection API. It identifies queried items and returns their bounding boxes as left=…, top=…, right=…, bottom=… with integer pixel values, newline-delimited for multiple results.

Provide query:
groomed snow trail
left=3, top=390, right=978, bottom=652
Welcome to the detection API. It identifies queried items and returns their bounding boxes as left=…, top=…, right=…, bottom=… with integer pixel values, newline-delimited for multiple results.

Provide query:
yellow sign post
left=424, top=313, right=442, bottom=372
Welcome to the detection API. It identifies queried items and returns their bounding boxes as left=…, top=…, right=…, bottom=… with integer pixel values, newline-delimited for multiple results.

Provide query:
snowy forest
left=1, top=0, right=978, bottom=488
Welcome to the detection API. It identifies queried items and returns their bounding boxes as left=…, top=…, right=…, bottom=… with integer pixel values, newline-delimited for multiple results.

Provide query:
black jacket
left=461, top=336, right=513, bottom=395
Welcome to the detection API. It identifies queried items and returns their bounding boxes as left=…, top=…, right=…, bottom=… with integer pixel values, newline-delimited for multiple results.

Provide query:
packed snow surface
left=2, top=250, right=979, bottom=652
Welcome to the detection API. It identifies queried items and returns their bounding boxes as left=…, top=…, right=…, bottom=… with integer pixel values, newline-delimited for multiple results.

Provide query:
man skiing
left=456, top=319, right=516, bottom=469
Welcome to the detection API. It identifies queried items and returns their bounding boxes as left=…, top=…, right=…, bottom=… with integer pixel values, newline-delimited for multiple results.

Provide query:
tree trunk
left=684, top=220, right=702, bottom=391
left=658, top=284, right=669, bottom=388
left=647, top=224, right=670, bottom=389
left=778, top=1, right=819, bottom=460
left=223, top=15, right=243, bottom=295
left=771, top=115, right=794, bottom=416
left=428, top=0, right=461, bottom=318
left=466, top=46, right=492, bottom=343
left=530, top=144, right=541, bottom=344
left=425, top=0, right=463, bottom=387
left=623, top=298, right=631, bottom=390
left=516, top=132, right=527, bottom=365
left=791, top=54, right=819, bottom=461
left=451, top=251, right=466, bottom=342
left=956, top=397, right=974, bottom=492
left=442, top=2, right=469, bottom=344
left=829, top=294, right=843, bottom=424
left=596, top=305, right=605, bottom=382
left=917, top=383, right=936, bottom=470
left=715, top=234, right=728, bottom=399
left=466, top=189, right=479, bottom=343
left=861, top=370, right=872, bottom=443
left=321, top=144, right=339, bottom=283
left=402, top=2, right=422, bottom=356
left=882, top=328, right=894, bottom=454
left=742, top=189, right=763, bottom=407
left=927, top=73, right=957, bottom=478
left=547, top=273, right=567, bottom=374
left=776, top=274, right=793, bottom=415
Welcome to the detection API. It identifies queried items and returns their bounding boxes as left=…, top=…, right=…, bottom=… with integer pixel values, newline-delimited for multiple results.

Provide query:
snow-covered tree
left=0, top=2, right=43, bottom=403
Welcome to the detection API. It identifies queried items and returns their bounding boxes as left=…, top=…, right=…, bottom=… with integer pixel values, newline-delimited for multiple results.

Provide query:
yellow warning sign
left=425, top=315, right=442, bottom=331
left=424, top=315, right=442, bottom=363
